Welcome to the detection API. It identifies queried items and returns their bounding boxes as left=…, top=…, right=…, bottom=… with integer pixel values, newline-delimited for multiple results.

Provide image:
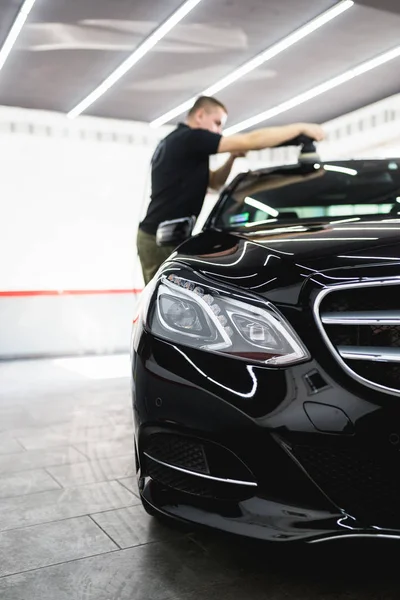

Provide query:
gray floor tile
left=0, top=406, right=39, bottom=430
left=0, top=538, right=233, bottom=600
left=100, top=408, right=134, bottom=427
left=0, top=480, right=138, bottom=532
left=17, top=423, right=133, bottom=450
left=0, top=469, right=61, bottom=499
left=0, top=446, right=86, bottom=476
left=0, top=516, right=117, bottom=577
left=0, top=435, right=24, bottom=455
left=117, top=476, right=140, bottom=498
left=91, top=505, right=184, bottom=548
left=47, top=455, right=135, bottom=487
left=9, top=409, right=77, bottom=430
left=7, top=416, right=114, bottom=441
left=0, top=359, right=91, bottom=394
left=74, top=436, right=135, bottom=460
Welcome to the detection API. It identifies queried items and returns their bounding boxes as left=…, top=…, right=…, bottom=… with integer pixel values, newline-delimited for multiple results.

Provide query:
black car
left=131, top=143, right=400, bottom=543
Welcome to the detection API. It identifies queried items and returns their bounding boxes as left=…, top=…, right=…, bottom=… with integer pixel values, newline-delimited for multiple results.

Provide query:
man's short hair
left=188, top=96, right=227, bottom=117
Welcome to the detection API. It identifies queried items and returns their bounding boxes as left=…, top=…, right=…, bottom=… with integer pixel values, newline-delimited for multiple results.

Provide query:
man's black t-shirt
left=139, top=123, right=222, bottom=235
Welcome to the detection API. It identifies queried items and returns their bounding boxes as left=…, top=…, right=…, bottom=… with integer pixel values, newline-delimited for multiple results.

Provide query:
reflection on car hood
left=173, top=219, right=400, bottom=302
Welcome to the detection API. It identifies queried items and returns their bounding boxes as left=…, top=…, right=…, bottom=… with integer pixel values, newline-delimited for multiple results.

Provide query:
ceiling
left=0, top=0, right=399, bottom=129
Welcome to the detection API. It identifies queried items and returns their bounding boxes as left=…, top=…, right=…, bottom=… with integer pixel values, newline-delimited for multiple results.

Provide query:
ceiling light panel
left=224, top=45, right=400, bottom=135
left=67, top=0, right=204, bottom=119
left=150, top=0, right=354, bottom=128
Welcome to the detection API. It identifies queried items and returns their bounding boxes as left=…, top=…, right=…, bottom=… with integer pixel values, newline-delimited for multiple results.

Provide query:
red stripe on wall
left=0, top=289, right=143, bottom=297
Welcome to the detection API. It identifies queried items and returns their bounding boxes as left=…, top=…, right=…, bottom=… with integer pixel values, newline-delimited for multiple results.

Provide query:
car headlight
left=147, top=273, right=309, bottom=366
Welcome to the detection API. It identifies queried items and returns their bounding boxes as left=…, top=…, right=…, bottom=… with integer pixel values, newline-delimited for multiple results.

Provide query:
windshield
left=213, top=160, right=400, bottom=230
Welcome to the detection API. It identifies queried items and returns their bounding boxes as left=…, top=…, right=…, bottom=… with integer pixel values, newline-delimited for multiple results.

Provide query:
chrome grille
left=315, top=280, right=400, bottom=395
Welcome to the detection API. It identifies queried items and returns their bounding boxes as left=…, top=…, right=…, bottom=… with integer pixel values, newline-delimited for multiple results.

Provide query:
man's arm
left=217, top=123, right=324, bottom=154
left=209, top=152, right=245, bottom=191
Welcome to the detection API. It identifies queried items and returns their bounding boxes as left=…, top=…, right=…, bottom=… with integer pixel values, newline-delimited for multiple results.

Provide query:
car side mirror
left=156, top=216, right=196, bottom=247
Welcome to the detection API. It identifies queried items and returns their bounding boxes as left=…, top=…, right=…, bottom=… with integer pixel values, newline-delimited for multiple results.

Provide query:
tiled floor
left=0, top=355, right=400, bottom=599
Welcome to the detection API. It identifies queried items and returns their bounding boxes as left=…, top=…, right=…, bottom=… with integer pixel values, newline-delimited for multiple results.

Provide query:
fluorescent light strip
left=0, top=0, right=37, bottom=72
left=224, top=45, right=400, bottom=135
left=150, top=0, right=354, bottom=128
left=67, top=0, right=203, bottom=119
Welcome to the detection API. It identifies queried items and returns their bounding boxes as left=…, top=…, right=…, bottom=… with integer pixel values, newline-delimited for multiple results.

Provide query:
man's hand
left=230, top=151, right=247, bottom=158
left=299, top=123, right=325, bottom=142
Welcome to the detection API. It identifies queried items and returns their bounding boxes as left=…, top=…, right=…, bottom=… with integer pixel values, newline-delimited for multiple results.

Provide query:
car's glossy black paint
left=132, top=159, right=400, bottom=543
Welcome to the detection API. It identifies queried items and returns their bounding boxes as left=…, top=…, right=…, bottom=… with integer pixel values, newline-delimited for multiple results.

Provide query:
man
left=137, top=96, right=324, bottom=284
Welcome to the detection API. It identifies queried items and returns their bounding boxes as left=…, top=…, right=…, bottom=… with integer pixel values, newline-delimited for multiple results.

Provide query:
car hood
left=172, top=220, right=400, bottom=303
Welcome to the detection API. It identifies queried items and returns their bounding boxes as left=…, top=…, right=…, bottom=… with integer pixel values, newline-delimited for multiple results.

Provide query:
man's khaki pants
left=136, top=229, right=175, bottom=285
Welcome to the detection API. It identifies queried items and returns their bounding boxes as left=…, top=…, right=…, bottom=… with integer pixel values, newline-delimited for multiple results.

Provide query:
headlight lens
left=147, top=274, right=309, bottom=366
left=159, top=295, right=210, bottom=334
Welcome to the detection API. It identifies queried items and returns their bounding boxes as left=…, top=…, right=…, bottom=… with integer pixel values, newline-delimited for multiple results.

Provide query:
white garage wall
left=0, top=107, right=170, bottom=292
left=1, top=94, right=399, bottom=358
left=0, top=107, right=170, bottom=358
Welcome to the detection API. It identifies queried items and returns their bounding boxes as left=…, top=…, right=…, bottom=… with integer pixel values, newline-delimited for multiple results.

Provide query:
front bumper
left=132, top=331, right=400, bottom=543
left=141, top=479, right=400, bottom=544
